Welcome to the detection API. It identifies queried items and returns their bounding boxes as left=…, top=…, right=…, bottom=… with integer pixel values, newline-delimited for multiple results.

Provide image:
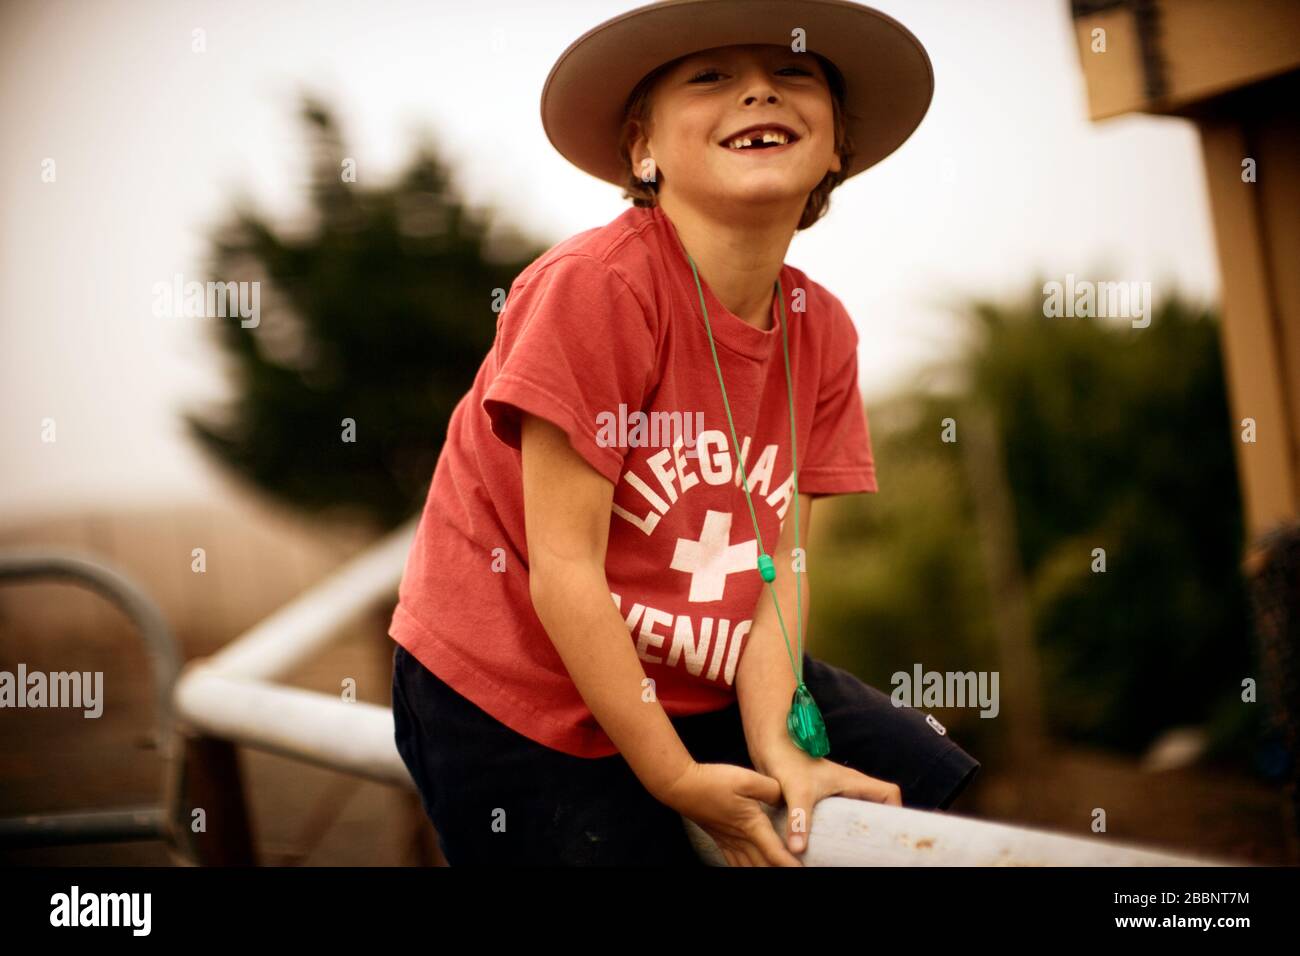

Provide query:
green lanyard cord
left=685, top=254, right=804, bottom=687
left=685, top=252, right=828, bottom=757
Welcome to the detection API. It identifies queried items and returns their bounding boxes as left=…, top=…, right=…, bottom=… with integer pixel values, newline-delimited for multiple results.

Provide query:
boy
left=390, top=0, right=979, bottom=866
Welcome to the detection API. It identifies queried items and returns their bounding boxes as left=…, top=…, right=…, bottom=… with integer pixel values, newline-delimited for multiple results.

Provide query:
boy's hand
left=755, top=739, right=903, bottom=854
left=658, top=761, right=805, bottom=867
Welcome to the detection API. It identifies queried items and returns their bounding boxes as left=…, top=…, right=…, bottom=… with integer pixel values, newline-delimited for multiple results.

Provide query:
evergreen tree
left=184, top=96, right=546, bottom=529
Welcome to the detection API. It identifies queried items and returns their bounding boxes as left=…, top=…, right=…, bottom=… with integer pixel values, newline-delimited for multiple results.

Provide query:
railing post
left=176, top=734, right=258, bottom=866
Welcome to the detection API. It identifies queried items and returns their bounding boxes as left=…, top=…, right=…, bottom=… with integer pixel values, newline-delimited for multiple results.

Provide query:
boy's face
left=633, top=43, right=842, bottom=219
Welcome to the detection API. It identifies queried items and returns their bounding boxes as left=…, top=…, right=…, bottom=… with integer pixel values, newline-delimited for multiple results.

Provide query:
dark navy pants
left=392, top=642, right=980, bottom=866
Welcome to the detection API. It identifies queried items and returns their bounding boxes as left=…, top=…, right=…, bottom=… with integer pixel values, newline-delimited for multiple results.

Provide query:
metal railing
left=167, top=517, right=1227, bottom=866
left=2, top=526, right=1232, bottom=865
left=0, top=550, right=181, bottom=853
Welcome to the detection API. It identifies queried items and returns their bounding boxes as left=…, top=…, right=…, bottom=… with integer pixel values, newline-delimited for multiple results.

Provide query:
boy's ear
left=628, top=121, right=649, bottom=159
left=628, top=126, right=657, bottom=182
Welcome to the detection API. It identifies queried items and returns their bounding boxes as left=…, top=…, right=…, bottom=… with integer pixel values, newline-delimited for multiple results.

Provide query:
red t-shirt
left=389, top=203, right=878, bottom=757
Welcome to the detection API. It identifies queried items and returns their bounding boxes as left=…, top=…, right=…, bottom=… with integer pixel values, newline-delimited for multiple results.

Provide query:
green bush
left=812, top=280, right=1256, bottom=761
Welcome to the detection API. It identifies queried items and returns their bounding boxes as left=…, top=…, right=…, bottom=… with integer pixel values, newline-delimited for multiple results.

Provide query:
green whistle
left=786, top=682, right=830, bottom=757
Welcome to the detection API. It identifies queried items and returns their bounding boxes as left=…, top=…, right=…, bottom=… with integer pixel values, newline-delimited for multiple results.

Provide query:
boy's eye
left=688, top=66, right=813, bottom=83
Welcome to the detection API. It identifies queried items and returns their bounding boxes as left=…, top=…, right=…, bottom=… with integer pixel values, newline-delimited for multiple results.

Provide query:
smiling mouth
left=721, top=139, right=797, bottom=153
left=719, top=139, right=799, bottom=159
left=719, top=127, right=801, bottom=151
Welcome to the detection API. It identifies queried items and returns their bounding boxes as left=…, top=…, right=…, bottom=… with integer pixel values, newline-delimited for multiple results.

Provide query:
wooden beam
left=1072, top=0, right=1300, bottom=120
left=1194, top=74, right=1300, bottom=536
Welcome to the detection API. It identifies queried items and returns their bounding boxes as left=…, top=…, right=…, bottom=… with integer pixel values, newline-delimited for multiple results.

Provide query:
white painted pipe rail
left=173, top=672, right=409, bottom=788
left=685, top=799, right=1223, bottom=866
left=172, top=512, right=1233, bottom=866
left=172, top=515, right=421, bottom=791
left=198, top=518, right=417, bottom=683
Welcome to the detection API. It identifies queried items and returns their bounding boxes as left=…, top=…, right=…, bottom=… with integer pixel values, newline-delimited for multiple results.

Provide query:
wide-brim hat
left=540, top=0, right=934, bottom=187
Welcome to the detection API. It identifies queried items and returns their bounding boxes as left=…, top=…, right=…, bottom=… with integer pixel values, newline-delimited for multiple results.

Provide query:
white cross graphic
left=670, top=510, right=758, bottom=603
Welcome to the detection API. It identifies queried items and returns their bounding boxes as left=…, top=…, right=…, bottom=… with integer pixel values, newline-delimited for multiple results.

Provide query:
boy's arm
left=735, top=494, right=814, bottom=775
left=521, top=413, right=694, bottom=801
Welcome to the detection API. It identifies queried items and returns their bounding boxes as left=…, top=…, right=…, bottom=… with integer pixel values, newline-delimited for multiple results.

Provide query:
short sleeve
left=797, top=311, right=879, bottom=497
left=482, top=254, right=658, bottom=485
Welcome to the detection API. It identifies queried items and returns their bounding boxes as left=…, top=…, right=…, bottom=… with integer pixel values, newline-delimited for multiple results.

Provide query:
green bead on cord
left=685, top=248, right=829, bottom=759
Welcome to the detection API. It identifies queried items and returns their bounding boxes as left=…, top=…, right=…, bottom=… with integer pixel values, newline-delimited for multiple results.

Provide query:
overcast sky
left=0, top=0, right=1219, bottom=520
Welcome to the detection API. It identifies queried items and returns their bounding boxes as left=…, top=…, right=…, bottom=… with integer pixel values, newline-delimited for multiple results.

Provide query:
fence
left=1, top=522, right=1228, bottom=865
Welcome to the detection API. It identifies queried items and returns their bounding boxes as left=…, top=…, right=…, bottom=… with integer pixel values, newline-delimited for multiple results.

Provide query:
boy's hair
left=616, top=51, right=855, bottom=232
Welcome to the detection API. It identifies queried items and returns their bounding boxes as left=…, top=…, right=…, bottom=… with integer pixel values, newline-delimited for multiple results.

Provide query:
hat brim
left=540, top=0, right=934, bottom=187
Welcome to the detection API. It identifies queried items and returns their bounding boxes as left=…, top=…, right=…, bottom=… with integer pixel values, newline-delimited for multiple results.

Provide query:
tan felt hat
left=540, top=0, right=934, bottom=187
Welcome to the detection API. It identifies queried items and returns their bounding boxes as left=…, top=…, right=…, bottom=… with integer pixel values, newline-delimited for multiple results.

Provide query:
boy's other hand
left=658, top=760, right=804, bottom=867
left=757, top=740, right=903, bottom=855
